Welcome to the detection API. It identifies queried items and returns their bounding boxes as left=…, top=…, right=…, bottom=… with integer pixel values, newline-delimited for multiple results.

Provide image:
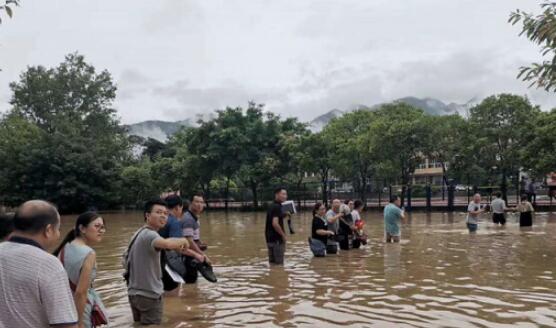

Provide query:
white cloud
left=0, top=0, right=554, bottom=124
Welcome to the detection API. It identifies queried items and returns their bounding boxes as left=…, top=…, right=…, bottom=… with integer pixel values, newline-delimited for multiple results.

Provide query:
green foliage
left=0, top=0, right=19, bottom=25
left=469, top=94, right=540, bottom=197
left=520, top=108, right=556, bottom=176
left=0, top=53, right=129, bottom=212
left=510, top=2, right=556, bottom=91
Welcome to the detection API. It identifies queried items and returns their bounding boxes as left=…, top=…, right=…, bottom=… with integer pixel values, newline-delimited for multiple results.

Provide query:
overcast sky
left=0, top=0, right=554, bottom=124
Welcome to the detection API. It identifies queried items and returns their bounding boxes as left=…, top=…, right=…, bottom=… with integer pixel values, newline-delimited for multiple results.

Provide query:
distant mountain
left=126, top=113, right=215, bottom=141
left=308, top=109, right=344, bottom=132
left=127, top=97, right=480, bottom=138
left=309, top=96, right=480, bottom=132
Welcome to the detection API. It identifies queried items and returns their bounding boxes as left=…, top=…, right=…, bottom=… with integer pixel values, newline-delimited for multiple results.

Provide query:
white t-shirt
left=351, top=210, right=361, bottom=223
left=466, top=202, right=482, bottom=224
left=0, top=239, right=78, bottom=327
left=491, top=198, right=506, bottom=214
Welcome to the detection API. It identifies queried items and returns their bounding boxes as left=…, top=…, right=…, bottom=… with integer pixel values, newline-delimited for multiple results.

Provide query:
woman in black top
left=310, top=203, right=334, bottom=256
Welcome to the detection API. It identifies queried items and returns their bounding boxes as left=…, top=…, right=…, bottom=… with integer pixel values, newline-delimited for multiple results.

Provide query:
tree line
left=0, top=54, right=554, bottom=212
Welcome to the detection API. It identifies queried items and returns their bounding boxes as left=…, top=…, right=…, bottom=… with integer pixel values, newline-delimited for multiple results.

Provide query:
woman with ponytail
left=54, top=212, right=108, bottom=327
left=309, top=203, right=335, bottom=257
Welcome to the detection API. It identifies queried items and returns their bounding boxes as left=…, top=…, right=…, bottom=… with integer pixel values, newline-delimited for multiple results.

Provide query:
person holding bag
left=54, top=212, right=109, bottom=327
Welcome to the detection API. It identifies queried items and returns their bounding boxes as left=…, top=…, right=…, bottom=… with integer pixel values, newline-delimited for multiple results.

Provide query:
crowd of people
left=466, top=192, right=536, bottom=232
left=0, top=188, right=541, bottom=326
left=0, top=194, right=214, bottom=327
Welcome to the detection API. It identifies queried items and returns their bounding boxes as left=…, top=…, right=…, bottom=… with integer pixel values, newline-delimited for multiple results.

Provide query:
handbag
left=59, top=247, right=109, bottom=327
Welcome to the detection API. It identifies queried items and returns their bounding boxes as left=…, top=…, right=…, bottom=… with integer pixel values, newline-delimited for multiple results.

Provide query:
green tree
left=3, top=53, right=129, bottom=212
left=302, top=132, right=334, bottom=205
left=520, top=108, right=556, bottom=177
left=324, top=110, right=378, bottom=205
left=469, top=94, right=540, bottom=200
left=0, top=0, right=18, bottom=25
left=369, top=103, right=430, bottom=205
left=510, top=2, right=556, bottom=91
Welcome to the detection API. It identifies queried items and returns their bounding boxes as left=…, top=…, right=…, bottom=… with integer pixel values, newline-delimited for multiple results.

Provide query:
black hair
left=190, top=192, right=204, bottom=202
left=0, top=213, right=14, bottom=240
left=13, top=204, right=59, bottom=234
left=520, top=194, right=528, bottom=202
left=164, top=194, right=183, bottom=209
left=494, top=192, right=502, bottom=198
left=144, top=198, right=168, bottom=221
left=313, top=202, right=324, bottom=217
left=390, top=195, right=400, bottom=203
left=274, top=187, right=287, bottom=195
left=53, top=212, right=103, bottom=256
left=344, top=199, right=352, bottom=205
left=354, top=200, right=363, bottom=209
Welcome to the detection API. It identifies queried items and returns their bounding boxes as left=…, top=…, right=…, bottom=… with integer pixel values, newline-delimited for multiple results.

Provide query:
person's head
left=189, top=193, right=205, bottom=215
left=473, top=193, right=481, bottom=203
left=344, top=199, right=354, bottom=211
left=144, top=199, right=168, bottom=230
left=165, top=194, right=184, bottom=218
left=274, top=187, right=288, bottom=203
left=13, top=200, right=61, bottom=249
left=313, top=202, right=326, bottom=217
left=521, top=194, right=528, bottom=202
left=340, top=204, right=351, bottom=216
left=0, top=213, right=14, bottom=241
left=354, top=200, right=364, bottom=211
left=332, top=199, right=341, bottom=211
left=53, top=212, right=105, bottom=256
left=493, top=192, right=501, bottom=198
left=390, top=195, right=401, bottom=207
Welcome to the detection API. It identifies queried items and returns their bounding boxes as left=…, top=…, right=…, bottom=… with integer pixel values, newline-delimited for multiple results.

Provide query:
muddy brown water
left=58, top=211, right=556, bottom=328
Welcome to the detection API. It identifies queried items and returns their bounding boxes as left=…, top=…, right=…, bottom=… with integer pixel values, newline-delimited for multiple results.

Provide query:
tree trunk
left=501, top=169, right=508, bottom=203
left=224, top=177, right=231, bottom=211
left=250, top=180, right=259, bottom=209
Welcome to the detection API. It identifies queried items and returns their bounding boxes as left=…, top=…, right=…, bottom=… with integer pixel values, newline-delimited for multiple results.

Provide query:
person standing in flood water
left=325, top=199, right=343, bottom=253
left=53, top=212, right=109, bottom=328
left=384, top=195, right=405, bottom=243
left=265, top=188, right=289, bottom=265
left=181, top=193, right=213, bottom=283
left=0, top=200, right=78, bottom=328
left=466, top=193, right=484, bottom=233
left=309, top=202, right=335, bottom=257
left=126, top=199, right=189, bottom=326
left=490, top=192, right=508, bottom=226
left=516, top=194, right=535, bottom=227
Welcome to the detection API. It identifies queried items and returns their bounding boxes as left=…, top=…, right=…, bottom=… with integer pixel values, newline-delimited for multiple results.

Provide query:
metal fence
left=204, top=181, right=556, bottom=211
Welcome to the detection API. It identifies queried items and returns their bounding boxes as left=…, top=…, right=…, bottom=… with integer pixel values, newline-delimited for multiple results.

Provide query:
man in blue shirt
left=384, top=195, right=406, bottom=243
left=159, top=194, right=185, bottom=293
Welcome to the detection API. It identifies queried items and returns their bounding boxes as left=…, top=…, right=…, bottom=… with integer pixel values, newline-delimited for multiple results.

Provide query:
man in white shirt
left=490, top=192, right=507, bottom=226
left=467, top=194, right=484, bottom=233
left=0, top=200, right=78, bottom=328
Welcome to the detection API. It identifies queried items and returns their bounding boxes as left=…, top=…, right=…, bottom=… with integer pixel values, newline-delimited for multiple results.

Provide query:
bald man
left=325, top=199, right=343, bottom=254
left=466, top=194, right=484, bottom=233
left=0, top=200, right=78, bottom=328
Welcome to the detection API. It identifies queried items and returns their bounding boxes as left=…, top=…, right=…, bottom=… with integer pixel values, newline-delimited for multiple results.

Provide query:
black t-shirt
left=265, top=201, right=284, bottom=243
left=339, top=213, right=353, bottom=235
left=311, top=216, right=328, bottom=244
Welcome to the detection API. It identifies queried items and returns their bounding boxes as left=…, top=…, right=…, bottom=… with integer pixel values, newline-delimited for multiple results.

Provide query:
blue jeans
left=467, top=223, right=478, bottom=232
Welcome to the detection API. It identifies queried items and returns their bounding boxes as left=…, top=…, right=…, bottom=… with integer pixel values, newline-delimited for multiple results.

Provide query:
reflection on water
left=59, top=210, right=556, bottom=327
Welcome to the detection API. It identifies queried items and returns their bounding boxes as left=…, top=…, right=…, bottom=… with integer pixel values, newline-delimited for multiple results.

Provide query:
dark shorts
left=467, top=223, right=478, bottom=232
left=267, top=241, right=285, bottom=265
left=129, top=295, right=163, bottom=325
left=492, top=213, right=506, bottom=225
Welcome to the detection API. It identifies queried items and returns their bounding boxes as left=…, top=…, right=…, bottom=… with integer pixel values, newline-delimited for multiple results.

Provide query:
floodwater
left=59, top=210, right=556, bottom=328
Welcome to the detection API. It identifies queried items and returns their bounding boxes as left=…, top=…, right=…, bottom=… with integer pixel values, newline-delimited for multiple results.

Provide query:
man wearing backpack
left=125, top=199, right=189, bottom=325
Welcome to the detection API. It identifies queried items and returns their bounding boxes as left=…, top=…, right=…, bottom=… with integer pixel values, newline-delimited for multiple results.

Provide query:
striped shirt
left=0, top=236, right=78, bottom=327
